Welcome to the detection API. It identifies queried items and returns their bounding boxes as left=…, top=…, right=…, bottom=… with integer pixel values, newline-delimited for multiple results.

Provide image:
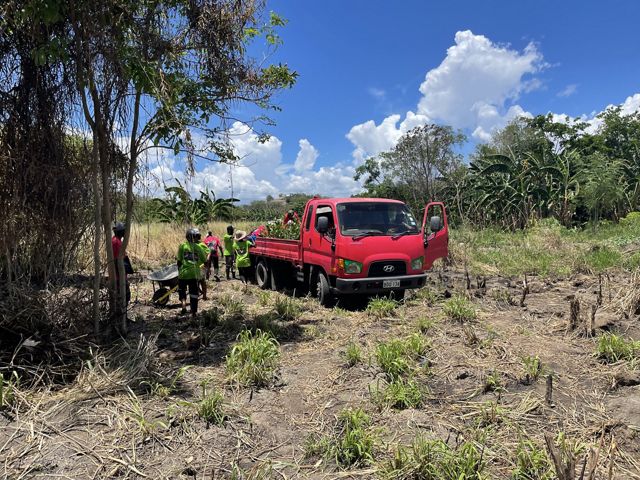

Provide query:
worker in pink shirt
left=111, top=222, right=133, bottom=306
left=283, top=209, right=300, bottom=225
left=203, top=230, right=224, bottom=281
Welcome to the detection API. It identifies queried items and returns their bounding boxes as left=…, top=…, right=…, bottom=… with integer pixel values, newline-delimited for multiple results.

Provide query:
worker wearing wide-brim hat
left=233, top=230, right=254, bottom=284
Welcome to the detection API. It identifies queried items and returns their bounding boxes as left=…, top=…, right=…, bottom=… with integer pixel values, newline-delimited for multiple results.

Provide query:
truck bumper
left=333, top=273, right=427, bottom=294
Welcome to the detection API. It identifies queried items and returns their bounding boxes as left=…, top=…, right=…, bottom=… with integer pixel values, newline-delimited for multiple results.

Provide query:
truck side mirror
left=317, top=216, right=329, bottom=234
left=430, top=216, right=442, bottom=232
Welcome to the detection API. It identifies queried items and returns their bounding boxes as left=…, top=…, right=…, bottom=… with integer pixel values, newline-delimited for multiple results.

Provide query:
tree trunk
left=91, top=137, right=102, bottom=335
left=117, top=89, right=142, bottom=333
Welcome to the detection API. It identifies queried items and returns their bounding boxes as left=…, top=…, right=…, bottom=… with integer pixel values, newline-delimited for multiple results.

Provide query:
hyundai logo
left=383, top=265, right=395, bottom=273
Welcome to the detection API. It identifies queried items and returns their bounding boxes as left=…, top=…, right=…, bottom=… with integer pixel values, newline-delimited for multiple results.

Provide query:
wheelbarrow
left=148, top=264, right=179, bottom=307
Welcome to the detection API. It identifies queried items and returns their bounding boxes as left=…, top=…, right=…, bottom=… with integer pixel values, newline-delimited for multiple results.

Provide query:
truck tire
left=256, top=261, right=270, bottom=290
left=269, top=264, right=280, bottom=291
left=316, top=272, right=335, bottom=307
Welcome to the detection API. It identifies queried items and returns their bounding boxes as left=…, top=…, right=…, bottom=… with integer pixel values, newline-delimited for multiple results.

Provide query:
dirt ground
left=1, top=266, right=640, bottom=479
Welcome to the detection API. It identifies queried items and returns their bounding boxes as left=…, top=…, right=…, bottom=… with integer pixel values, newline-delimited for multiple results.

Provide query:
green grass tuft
left=258, top=290, right=272, bottom=307
left=483, top=370, right=505, bottom=393
left=416, top=317, right=436, bottom=333
left=375, top=340, right=412, bottom=380
left=381, top=436, right=486, bottom=480
left=201, top=307, right=222, bottom=328
left=596, top=333, right=640, bottom=363
left=375, top=334, right=430, bottom=380
left=273, top=294, right=303, bottom=321
left=219, top=293, right=246, bottom=320
left=366, top=297, right=398, bottom=319
left=143, top=365, right=192, bottom=398
left=305, top=407, right=377, bottom=468
left=442, top=294, right=476, bottom=322
left=370, top=377, right=425, bottom=410
left=512, top=440, right=554, bottom=480
left=197, top=388, right=227, bottom=426
left=520, top=355, right=545, bottom=383
left=414, top=287, right=442, bottom=306
left=404, top=332, right=430, bottom=358
left=226, top=329, right=280, bottom=387
left=0, top=371, right=20, bottom=410
left=344, top=342, right=363, bottom=367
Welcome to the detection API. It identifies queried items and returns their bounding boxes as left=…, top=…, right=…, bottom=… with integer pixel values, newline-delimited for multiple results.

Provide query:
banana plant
left=150, top=181, right=238, bottom=225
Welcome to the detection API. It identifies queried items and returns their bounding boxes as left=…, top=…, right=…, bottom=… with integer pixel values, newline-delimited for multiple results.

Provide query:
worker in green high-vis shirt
left=177, top=228, right=208, bottom=318
left=233, top=230, right=254, bottom=284
left=223, top=225, right=236, bottom=280
left=195, top=231, right=209, bottom=301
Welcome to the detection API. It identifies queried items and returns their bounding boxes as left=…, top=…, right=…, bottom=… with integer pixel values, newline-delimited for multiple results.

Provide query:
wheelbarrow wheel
left=152, top=287, right=171, bottom=307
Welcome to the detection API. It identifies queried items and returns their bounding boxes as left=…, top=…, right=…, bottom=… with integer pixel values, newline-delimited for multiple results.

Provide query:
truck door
left=422, top=202, right=448, bottom=270
left=303, top=204, right=336, bottom=271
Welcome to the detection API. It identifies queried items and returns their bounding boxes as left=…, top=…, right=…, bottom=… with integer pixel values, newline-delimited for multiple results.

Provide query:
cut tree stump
left=545, top=374, right=555, bottom=407
left=519, top=274, right=529, bottom=307
left=587, top=305, right=596, bottom=337
left=568, top=297, right=580, bottom=331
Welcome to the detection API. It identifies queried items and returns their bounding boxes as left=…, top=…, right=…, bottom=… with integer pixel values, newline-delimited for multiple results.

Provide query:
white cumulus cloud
left=144, top=122, right=360, bottom=202
left=417, top=30, right=543, bottom=132
left=294, top=139, right=319, bottom=173
left=557, top=84, right=578, bottom=97
left=551, top=93, right=640, bottom=135
left=346, top=111, right=429, bottom=163
left=347, top=30, right=546, bottom=158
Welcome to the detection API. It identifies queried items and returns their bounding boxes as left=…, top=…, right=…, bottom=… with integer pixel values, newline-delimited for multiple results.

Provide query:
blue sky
left=150, top=0, right=640, bottom=202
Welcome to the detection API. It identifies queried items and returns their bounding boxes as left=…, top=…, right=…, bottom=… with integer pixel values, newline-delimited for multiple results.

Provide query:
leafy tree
left=384, top=125, right=466, bottom=210
left=580, top=153, right=626, bottom=222
left=1, top=0, right=297, bottom=332
left=354, top=125, right=465, bottom=214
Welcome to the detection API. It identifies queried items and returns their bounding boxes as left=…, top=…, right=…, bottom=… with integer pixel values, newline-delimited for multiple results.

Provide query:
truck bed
left=252, top=237, right=301, bottom=263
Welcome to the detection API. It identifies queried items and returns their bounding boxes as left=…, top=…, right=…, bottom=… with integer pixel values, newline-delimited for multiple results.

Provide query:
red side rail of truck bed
left=252, top=237, right=300, bottom=264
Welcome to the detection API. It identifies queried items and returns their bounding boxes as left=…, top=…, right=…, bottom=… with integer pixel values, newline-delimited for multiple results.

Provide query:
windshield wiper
left=391, top=231, right=413, bottom=239
left=352, top=231, right=382, bottom=240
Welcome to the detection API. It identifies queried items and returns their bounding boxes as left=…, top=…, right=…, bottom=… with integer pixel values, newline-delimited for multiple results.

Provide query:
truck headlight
left=343, top=259, right=363, bottom=274
left=411, top=256, right=424, bottom=270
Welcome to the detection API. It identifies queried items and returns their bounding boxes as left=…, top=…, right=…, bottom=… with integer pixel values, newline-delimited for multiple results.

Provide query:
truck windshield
left=336, top=202, right=420, bottom=237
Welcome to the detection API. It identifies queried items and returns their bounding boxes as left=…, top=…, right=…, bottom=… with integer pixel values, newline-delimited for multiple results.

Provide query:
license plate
left=383, top=280, right=400, bottom=288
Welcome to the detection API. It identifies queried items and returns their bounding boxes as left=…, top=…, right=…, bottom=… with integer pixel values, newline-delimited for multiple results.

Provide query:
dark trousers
left=238, top=266, right=251, bottom=283
left=178, top=278, right=199, bottom=314
left=225, top=255, right=235, bottom=278
left=205, top=255, right=219, bottom=279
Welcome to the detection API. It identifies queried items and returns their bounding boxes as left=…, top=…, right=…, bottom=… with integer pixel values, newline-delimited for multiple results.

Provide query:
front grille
left=367, top=261, right=406, bottom=277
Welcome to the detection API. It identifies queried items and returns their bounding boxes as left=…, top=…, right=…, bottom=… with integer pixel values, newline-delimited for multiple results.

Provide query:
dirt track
left=2, top=268, right=640, bottom=479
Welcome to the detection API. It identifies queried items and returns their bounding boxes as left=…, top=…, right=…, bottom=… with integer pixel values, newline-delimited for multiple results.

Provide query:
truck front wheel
left=316, top=272, right=335, bottom=307
left=256, top=261, right=270, bottom=290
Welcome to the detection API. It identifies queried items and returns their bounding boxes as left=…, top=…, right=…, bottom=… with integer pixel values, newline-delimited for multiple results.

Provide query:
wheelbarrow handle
left=154, top=285, right=179, bottom=306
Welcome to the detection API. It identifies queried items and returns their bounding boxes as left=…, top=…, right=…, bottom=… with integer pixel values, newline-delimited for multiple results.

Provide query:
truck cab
left=300, top=198, right=448, bottom=305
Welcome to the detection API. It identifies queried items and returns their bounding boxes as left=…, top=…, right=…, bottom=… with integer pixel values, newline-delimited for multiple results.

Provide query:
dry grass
left=2, top=251, right=640, bottom=478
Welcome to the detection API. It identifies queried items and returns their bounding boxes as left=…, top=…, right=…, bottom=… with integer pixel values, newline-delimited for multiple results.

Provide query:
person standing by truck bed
left=223, top=225, right=236, bottom=280
left=233, top=230, right=254, bottom=284
left=203, top=230, right=223, bottom=281
left=177, top=228, right=208, bottom=318
left=283, top=209, right=300, bottom=225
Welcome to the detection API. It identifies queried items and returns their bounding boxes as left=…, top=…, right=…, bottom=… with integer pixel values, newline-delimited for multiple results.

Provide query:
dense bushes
left=356, top=109, right=640, bottom=230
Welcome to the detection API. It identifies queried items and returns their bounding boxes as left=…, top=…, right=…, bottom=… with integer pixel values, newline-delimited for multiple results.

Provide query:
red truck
left=251, top=197, right=449, bottom=306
